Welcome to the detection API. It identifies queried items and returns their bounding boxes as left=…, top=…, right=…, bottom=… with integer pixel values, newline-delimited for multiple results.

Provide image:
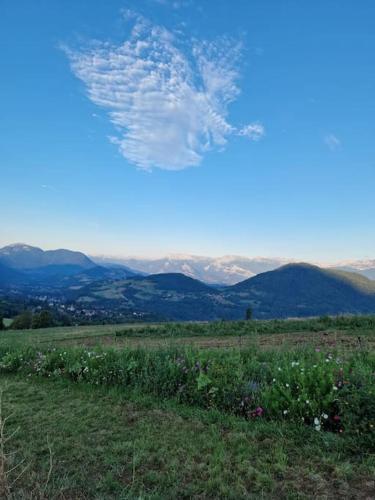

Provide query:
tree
left=32, top=310, right=54, bottom=329
left=0, top=315, right=4, bottom=331
left=11, top=311, right=32, bottom=330
left=245, top=307, right=253, bottom=321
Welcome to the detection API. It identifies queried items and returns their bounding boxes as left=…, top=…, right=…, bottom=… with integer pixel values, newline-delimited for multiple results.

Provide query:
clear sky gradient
left=1, top=0, right=375, bottom=261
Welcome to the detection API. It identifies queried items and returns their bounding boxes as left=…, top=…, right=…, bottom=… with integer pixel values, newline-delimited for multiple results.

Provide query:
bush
left=11, top=312, right=32, bottom=330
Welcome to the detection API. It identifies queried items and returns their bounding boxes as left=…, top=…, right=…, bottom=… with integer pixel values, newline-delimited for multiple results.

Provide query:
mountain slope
left=0, top=262, right=28, bottom=287
left=332, top=263, right=375, bottom=281
left=224, top=263, right=375, bottom=318
left=70, top=273, right=233, bottom=321
left=0, top=244, right=95, bottom=270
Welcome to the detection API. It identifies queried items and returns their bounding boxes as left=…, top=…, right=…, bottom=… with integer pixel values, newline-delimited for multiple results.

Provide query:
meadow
left=0, top=318, right=374, bottom=498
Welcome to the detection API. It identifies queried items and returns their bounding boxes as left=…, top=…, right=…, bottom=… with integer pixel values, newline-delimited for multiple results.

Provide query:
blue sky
left=1, top=0, right=375, bottom=261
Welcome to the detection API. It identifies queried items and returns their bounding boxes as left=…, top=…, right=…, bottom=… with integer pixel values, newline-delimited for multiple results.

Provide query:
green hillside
left=225, top=263, right=375, bottom=318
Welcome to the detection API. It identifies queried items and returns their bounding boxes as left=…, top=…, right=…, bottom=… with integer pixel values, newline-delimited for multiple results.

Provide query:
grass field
left=1, top=376, right=374, bottom=499
left=0, top=318, right=374, bottom=498
left=2, top=316, right=375, bottom=351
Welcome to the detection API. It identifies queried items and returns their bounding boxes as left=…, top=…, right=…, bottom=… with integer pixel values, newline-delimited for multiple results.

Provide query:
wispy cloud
left=152, top=0, right=193, bottom=8
left=64, top=14, right=263, bottom=171
left=238, top=123, right=265, bottom=141
left=324, top=134, right=341, bottom=151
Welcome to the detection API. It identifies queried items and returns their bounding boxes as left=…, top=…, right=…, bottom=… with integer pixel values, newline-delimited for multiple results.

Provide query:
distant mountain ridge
left=0, top=244, right=139, bottom=287
left=93, top=254, right=290, bottom=285
left=93, top=254, right=375, bottom=284
left=0, top=243, right=95, bottom=270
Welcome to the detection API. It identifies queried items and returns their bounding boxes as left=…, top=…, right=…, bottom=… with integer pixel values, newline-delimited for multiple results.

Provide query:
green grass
left=1, top=316, right=375, bottom=353
left=1, top=318, right=374, bottom=498
left=1, top=375, right=374, bottom=499
left=0, top=322, right=155, bottom=348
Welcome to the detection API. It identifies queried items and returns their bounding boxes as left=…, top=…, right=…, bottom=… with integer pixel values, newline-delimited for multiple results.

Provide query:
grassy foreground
left=1, top=375, right=374, bottom=499
left=0, top=318, right=374, bottom=498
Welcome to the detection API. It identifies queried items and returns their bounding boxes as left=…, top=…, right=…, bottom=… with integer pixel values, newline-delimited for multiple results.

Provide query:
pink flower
left=255, top=406, right=264, bottom=417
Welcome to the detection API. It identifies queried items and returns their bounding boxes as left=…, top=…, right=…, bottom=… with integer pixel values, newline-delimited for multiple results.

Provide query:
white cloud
left=152, top=0, right=192, bottom=8
left=238, top=123, right=265, bottom=141
left=64, top=15, right=263, bottom=171
left=324, top=134, right=341, bottom=151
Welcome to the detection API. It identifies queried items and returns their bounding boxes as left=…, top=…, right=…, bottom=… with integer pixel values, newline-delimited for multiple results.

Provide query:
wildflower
left=272, top=378, right=276, bottom=382
left=306, top=400, right=310, bottom=404
left=283, top=410, right=288, bottom=415
left=314, top=417, right=320, bottom=425
left=285, top=383, right=290, bottom=388
left=333, top=386, right=338, bottom=391
left=322, top=413, right=328, bottom=419
left=255, top=407, right=264, bottom=417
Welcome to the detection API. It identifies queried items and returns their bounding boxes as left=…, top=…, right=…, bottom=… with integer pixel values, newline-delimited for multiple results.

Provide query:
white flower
left=278, top=367, right=282, bottom=371
left=314, top=417, right=320, bottom=425
left=285, top=383, right=290, bottom=388
left=283, top=410, right=288, bottom=415
left=306, top=400, right=310, bottom=404
left=333, top=386, right=338, bottom=391
left=272, top=378, right=276, bottom=382
left=322, top=413, right=328, bottom=419
left=315, top=424, right=321, bottom=431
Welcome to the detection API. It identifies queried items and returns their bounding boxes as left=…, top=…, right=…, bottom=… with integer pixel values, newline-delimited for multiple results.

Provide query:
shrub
left=11, top=312, right=32, bottom=330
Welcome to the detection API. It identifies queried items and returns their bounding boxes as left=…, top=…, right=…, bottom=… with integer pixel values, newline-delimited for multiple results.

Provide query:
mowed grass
left=1, top=375, right=374, bottom=499
left=2, top=317, right=375, bottom=351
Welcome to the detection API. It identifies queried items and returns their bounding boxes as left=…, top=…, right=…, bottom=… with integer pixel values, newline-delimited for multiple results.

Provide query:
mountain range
left=0, top=244, right=139, bottom=286
left=2, top=243, right=375, bottom=321
left=92, top=254, right=375, bottom=285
